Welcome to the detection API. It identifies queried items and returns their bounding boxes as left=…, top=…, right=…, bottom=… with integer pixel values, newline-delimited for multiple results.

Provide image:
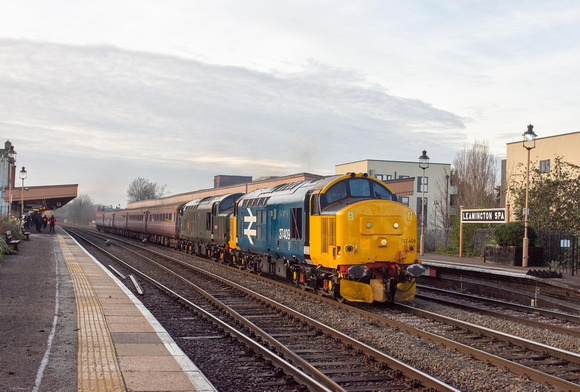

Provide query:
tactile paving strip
left=58, top=235, right=126, bottom=392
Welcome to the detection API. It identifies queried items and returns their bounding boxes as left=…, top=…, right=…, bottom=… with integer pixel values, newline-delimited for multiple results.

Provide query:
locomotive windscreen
left=320, top=178, right=396, bottom=210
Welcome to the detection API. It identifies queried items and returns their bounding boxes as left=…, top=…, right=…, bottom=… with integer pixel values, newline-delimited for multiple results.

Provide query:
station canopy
left=6, top=184, right=78, bottom=214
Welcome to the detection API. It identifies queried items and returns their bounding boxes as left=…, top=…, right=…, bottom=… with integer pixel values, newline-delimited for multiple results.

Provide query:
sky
left=2, top=1, right=580, bottom=208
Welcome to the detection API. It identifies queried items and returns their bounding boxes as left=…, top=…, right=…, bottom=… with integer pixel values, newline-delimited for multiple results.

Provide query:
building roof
left=336, top=158, right=451, bottom=167
left=384, top=177, right=415, bottom=196
left=506, top=130, right=580, bottom=146
left=128, top=173, right=324, bottom=208
left=5, top=184, right=78, bottom=212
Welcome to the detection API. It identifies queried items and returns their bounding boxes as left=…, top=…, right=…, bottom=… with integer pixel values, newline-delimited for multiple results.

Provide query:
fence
left=421, top=228, right=580, bottom=275
left=537, top=231, right=579, bottom=276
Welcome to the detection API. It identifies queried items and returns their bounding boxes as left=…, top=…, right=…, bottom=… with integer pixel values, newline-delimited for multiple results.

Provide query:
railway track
left=65, top=227, right=457, bottom=392
left=415, top=285, right=580, bottom=338
left=384, top=303, right=580, bottom=389
left=69, top=226, right=580, bottom=390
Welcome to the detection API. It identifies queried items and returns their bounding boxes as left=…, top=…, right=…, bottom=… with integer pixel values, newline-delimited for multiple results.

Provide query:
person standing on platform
left=35, top=214, right=42, bottom=233
left=49, top=216, right=56, bottom=233
left=42, top=215, right=48, bottom=229
left=24, top=214, right=31, bottom=230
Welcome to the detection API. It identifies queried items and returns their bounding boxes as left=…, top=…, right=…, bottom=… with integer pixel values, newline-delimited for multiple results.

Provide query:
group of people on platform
left=22, top=213, right=56, bottom=233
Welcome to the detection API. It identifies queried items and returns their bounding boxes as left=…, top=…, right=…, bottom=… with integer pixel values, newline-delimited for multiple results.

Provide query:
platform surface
left=0, top=227, right=216, bottom=392
left=421, top=252, right=580, bottom=292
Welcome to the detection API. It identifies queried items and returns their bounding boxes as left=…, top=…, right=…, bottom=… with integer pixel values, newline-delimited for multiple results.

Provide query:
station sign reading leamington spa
left=461, top=208, right=507, bottom=224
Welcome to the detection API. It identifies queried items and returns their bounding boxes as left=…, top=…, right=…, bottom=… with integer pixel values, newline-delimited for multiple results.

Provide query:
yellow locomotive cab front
left=311, top=196, right=423, bottom=303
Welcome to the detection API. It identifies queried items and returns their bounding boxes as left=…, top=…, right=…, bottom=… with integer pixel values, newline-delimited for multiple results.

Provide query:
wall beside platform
left=483, top=245, right=544, bottom=267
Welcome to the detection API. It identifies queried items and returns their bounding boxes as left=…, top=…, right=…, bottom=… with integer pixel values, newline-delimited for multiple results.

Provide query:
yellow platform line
left=58, top=235, right=126, bottom=392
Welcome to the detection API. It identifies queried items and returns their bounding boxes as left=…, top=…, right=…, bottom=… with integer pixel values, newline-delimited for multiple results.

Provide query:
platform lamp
left=418, top=150, right=430, bottom=256
left=522, top=124, right=537, bottom=267
left=7, top=145, right=16, bottom=218
left=19, top=167, right=27, bottom=230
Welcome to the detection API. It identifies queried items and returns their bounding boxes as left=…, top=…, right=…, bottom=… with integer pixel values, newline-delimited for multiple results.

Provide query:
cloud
left=1, top=38, right=467, bottom=204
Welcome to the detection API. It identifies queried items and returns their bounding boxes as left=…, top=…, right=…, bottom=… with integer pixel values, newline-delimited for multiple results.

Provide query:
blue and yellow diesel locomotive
left=96, top=173, right=424, bottom=303
left=229, top=173, right=424, bottom=303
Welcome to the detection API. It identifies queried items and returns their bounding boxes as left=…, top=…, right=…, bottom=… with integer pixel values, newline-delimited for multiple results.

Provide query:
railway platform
left=420, top=252, right=580, bottom=311
left=0, top=227, right=217, bottom=392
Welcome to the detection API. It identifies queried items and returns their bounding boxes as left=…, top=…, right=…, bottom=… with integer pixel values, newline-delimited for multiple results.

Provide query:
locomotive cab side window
left=325, top=182, right=347, bottom=205
left=373, top=181, right=397, bottom=201
left=290, top=208, right=303, bottom=240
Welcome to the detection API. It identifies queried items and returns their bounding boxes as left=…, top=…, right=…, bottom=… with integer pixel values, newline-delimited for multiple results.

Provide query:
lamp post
left=19, top=167, right=27, bottom=230
left=418, top=150, right=430, bottom=256
left=522, top=124, right=537, bottom=267
left=7, top=145, right=16, bottom=218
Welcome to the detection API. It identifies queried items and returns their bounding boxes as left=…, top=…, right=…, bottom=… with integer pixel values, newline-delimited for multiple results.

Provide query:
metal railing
left=537, top=231, right=579, bottom=276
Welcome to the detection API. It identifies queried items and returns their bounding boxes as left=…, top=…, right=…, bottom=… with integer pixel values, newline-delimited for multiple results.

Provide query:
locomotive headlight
left=366, top=222, right=372, bottom=229
left=378, top=238, right=387, bottom=247
left=394, top=222, right=399, bottom=229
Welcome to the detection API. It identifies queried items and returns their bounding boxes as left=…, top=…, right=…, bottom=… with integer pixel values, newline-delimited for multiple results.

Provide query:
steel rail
left=109, top=237, right=459, bottom=392
left=414, top=291, right=580, bottom=339
left=418, top=284, right=580, bottom=324
left=170, top=248, right=580, bottom=392
left=396, top=303, right=580, bottom=363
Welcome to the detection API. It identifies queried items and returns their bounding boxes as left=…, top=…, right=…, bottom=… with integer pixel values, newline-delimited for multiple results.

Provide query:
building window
left=417, top=197, right=428, bottom=226
left=540, top=159, right=550, bottom=173
left=449, top=194, right=458, bottom=207
left=400, top=197, right=409, bottom=206
left=376, top=174, right=393, bottom=181
left=417, top=176, right=428, bottom=193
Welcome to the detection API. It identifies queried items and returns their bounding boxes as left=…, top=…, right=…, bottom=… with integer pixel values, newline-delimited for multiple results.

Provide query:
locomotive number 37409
left=279, top=228, right=291, bottom=240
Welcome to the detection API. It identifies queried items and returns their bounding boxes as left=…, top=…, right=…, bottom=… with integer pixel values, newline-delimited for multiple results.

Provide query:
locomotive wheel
left=292, top=271, right=300, bottom=284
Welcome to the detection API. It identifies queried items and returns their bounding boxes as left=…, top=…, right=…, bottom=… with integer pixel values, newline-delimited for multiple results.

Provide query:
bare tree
left=432, top=169, right=452, bottom=228
left=452, top=140, right=499, bottom=209
left=127, top=177, right=167, bottom=203
left=55, top=194, right=95, bottom=225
